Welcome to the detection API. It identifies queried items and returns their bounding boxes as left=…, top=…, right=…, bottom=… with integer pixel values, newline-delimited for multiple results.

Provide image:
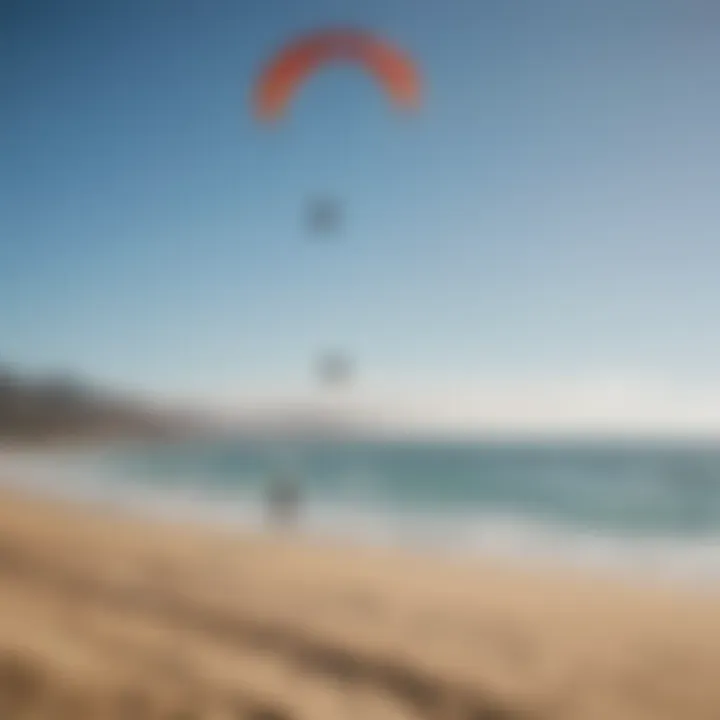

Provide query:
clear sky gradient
left=3, top=0, right=720, bottom=431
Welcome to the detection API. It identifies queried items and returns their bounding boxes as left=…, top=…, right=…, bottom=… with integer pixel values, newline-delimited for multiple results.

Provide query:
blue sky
left=3, top=0, right=720, bottom=430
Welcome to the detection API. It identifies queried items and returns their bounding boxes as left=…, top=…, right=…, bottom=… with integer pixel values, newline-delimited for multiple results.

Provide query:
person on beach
left=266, top=471, right=301, bottom=529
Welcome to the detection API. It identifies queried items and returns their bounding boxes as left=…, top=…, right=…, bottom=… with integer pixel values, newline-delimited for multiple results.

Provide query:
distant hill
left=0, top=365, right=182, bottom=443
left=0, top=362, right=388, bottom=445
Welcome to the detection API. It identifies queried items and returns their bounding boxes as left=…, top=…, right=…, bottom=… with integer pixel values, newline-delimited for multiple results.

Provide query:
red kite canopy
left=253, top=28, right=421, bottom=121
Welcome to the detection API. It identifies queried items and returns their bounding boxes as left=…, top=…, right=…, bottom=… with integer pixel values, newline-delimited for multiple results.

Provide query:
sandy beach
left=0, top=487, right=719, bottom=719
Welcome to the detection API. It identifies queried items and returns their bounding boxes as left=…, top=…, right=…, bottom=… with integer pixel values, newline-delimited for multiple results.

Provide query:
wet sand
left=0, top=487, right=719, bottom=718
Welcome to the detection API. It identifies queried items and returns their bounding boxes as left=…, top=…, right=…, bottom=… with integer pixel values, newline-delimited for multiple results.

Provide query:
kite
left=253, top=28, right=421, bottom=121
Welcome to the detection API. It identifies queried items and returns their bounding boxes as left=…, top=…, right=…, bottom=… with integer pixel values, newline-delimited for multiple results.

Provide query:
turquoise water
left=6, top=439, right=720, bottom=581
left=109, top=439, right=720, bottom=534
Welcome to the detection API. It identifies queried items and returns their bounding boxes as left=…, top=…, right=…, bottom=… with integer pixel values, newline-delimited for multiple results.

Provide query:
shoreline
left=2, top=443, right=720, bottom=594
left=0, top=485, right=719, bottom=717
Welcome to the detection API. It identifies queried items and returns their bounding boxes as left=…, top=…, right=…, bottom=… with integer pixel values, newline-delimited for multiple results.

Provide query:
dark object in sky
left=253, top=28, right=421, bottom=122
left=315, top=351, right=353, bottom=388
left=307, top=198, right=342, bottom=237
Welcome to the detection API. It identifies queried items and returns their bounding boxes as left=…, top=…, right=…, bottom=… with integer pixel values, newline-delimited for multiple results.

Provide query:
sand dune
left=0, top=489, right=718, bottom=718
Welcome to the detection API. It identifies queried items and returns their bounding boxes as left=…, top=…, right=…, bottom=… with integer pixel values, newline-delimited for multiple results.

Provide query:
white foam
left=2, top=448, right=720, bottom=590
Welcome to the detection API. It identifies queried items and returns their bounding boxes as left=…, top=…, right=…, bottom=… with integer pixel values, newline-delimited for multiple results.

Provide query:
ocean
left=4, top=438, right=720, bottom=585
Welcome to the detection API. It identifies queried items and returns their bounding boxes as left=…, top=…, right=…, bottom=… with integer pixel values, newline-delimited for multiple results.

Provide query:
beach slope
left=0, top=488, right=718, bottom=718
